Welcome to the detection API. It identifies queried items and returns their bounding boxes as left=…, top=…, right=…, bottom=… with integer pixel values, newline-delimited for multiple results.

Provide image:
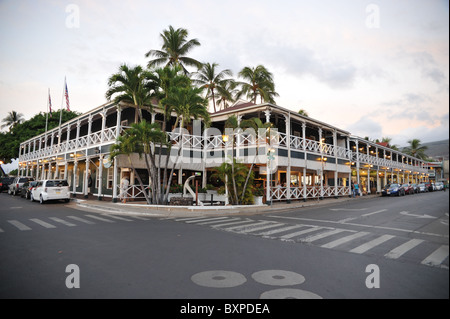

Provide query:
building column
left=84, top=158, right=90, bottom=198
left=72, top=160, right=78, bottom=197
left=112, top=106, right=121, bottom=203
left=98, top=155, right=103, bottom=200
left=284, top=113, right=291, bottom=203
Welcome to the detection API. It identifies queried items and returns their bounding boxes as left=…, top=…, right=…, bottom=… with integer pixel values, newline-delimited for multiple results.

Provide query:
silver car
left=8, top=176, right=34, bottom=196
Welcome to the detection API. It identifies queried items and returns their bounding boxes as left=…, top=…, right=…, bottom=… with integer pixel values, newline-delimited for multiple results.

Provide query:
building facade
left=17, top=101, right=430, bottom=203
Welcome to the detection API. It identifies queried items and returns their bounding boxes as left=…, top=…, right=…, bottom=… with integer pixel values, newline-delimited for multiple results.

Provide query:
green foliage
left=0, top=109, right=80, bottom=163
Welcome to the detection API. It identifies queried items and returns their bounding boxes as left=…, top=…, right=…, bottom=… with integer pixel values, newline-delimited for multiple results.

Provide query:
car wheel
left=39, top=195, right=45, bottom=204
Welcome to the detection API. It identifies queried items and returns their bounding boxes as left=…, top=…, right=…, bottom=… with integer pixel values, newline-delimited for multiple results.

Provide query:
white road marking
left=223, top=221, right=274, bottom=231
left=85, top=214, right=116, bottom=223
left=337, top=209, right=387, bottom=223
left=269, top=215, right=448, bottom=239
left=321, top=231, right=370, bottom=249
left=8, top=220, right=31, bottom=231
left=238, top=222, right=285, bottom=233
left=385, top=239, right=425, bottom=259
left=330, top=208, right=368, bottom=211
left=67, top=215, right=96, bottom=224
left=102, top=214, right=133, bottom=222
left=399, top=211, right=437, bottom=219
left=349, top=234, right=395, bottom=254
left=211, top=219, right=254, bottom=228
left=49, top=217, right=77, bottom=227
left=30, top=218, right=56, bottom=229
left=300, top=229, right=351, bottom=243
left=280, top=226, right=323, bottom=240
left=257, top=224, right=305, bottom=236
left=196, top=218, right=240, bottom=225
left=421, top=245, right=449, bottom=268
left=184, top=217, right=228, bottom=223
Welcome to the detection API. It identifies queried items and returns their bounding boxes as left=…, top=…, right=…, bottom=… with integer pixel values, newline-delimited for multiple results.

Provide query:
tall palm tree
left=216, top=80, right=238, bottom=110
left=145, top=25, right=202, bottom=74
left=192, top=62, right=233, bottom=113
left=237, top=65, right=278, bottom=104
left=1, top=111, right=24, bottom=131
left=404, top=139, right=428, bottom=160
left=105, top=64, right=156, bottom=123
left=160, top=85, right=210, bottom=203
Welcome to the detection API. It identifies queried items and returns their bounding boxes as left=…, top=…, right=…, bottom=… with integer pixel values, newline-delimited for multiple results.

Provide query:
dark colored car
left=381, top=183, right=405, bottom=197
left=402, top=184, right=415, bottom=195
left=0, top=177, right=15, bottom=193
left=411, top=183, right=420, bottom=193
left=20, top=180, right=39, bottom=199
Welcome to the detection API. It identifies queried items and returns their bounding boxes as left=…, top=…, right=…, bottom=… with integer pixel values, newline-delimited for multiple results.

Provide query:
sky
left=0, top=0, right=449, bottom=171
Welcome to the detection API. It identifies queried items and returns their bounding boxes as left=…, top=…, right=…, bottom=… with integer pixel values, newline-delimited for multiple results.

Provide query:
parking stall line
left=29, top=218, right=57, bottom=229
left=49, top=217, right=77, bottom=227
left=385, top=239, right=425, bottom=259
left=8, top=220, right=32, bottom=231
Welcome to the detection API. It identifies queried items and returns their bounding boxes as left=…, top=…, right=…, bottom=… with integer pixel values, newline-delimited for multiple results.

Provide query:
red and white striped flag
left=65, top=79, right=70, bottom=111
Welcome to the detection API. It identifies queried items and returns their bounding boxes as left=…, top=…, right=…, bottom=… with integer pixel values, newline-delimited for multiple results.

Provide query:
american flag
left=48, top=89, right=52, bottom=117
left=65, top=80, right=70, bottom=111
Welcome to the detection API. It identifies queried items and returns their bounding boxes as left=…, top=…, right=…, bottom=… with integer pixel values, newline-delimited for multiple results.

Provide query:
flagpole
left=45, top=88, right=49, bottom=133
left=58, top=77, right=66, bottom=145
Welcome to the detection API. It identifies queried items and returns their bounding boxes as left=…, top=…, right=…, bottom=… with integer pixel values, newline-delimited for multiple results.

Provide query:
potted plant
left=253, top=185, right=265, bottom=205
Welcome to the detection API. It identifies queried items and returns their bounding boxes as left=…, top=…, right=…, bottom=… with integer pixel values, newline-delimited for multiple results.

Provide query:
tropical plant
left=403, top=139, right=428, bottom=160
left=105, top=64, right=157, bottom=123
left=236, top=65, right=278, bottom=104
left=298, top=109, right=309, bottom=117
left=215, top=80, right=238, bottom=110
left=1, top=111, right=24, bottom=131
left=192, top=62, right=233, bottom=113
left=145, top=25, right=202, bottom=74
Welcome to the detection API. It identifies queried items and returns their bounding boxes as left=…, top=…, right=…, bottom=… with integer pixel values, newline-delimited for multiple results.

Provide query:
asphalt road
left=0, top=191, right=448, bottom=300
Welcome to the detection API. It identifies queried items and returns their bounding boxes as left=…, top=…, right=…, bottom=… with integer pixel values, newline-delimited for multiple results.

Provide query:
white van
left=31, top=180, right=71, bottom=204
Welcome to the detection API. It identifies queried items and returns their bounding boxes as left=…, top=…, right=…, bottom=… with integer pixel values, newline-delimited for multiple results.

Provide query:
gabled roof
left=211, top=101, right=257, bottom=115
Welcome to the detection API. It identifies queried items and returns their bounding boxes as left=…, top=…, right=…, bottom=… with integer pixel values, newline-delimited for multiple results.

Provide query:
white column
left=112, top=106, right=121, bottom=202
left=284, top=113, right=291, bottom=202
left=98, top=155, right=103, bottom=200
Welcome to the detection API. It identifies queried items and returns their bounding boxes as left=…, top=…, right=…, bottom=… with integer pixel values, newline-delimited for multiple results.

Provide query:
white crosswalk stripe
left=211, top=219, right=254, bottom=228
left=300, top=229, right=351, bottom=243
left=279, top=226, right=323, bottom=240
left=102, top=214, right=133, bottom=222
left=184, top=217, right=228, bottom=223
left=30, top=218, right=56, bottom=229
left=321, top=231, right=370, bottom=249
left=421, top=245, right=449, bottom=268
left=8, top=220, right=32, bottom=231
left=385, top=239, right=425, bottom=259
left=196, top=217, right=240, bottom=225
left=223, top=221, right=274, bottom=231
left=349, top=234, right=396, bottom=254
left=257, top=224, right=305, bottom=236
left=67, top=215, right=96, bottom=224
left=49, top=217, right=77, bottom=227
left=85, top=214, right=116, bottom=223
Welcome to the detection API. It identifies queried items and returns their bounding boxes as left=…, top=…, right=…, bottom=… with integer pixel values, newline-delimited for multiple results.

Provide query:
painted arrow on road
left=399, top=211, right=437, bottom=219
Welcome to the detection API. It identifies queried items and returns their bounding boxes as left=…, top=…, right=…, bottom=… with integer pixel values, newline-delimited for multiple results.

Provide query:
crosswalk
left=167, top=216, right=449, bottom=270
left=0, top=213, right=152, bottom=233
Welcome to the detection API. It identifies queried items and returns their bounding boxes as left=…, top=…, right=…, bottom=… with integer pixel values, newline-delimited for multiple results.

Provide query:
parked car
left=425, top=182, right=436, bottom=192
left=434, top=182, right=444, bottom=191
left=8, top=177, right=34, bottom=196
left=20, top=180, right=39, bottom=199
left=417, top=183, right=427, bottom=193
left=402, top=184, right=415, bottom=195
left=381, top=183, right=405, bottom=196
left=0, top=177, right=15, bottom=193
left=411, top=183, right=420, bottom=193
left=30, top=180, right=70, bottom=204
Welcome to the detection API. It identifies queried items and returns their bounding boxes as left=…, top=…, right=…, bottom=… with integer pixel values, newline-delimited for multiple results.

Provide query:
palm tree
left=145, top=25, right=202, bottom=74
left=403, top=139, right=428, bottom=160
left=237, top=65, right=278, bottom=104
left=1, top=111, right=24, bottom=131
left=238, top=117, right=273, bottom=203
left=216, top=80, right=238, bottom=110
left=105, top=64, right=156, bottom=123
left=192, top=62, right=233, bottom=113
left=160, top=85, right=210, bottom=203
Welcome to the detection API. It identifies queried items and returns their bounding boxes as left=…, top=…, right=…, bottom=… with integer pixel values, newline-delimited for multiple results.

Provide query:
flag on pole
left=65, top=79, right=70, bottom=111
left=48, top=89, right=52, bottom=117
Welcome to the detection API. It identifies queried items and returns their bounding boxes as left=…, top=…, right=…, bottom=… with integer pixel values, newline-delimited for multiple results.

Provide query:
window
left=107, top=167, right=113, bottom=189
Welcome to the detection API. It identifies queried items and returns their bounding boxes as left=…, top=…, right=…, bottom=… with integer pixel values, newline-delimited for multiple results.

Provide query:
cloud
left=345, top=117, right=383, bottom=139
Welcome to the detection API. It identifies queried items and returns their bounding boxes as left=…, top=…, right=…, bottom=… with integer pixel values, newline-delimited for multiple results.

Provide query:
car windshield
left=418, top=184, right=425, bottom=186
left=402, top=184, right=409, bottom=187
left=389, top=184, right=399, bottom=188
left=19, top=178, right=33, bottom=183
left=46, top=180, right=69, bottom=187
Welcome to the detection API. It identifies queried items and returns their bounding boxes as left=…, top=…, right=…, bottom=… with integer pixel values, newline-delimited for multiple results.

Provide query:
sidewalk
left=71, top=194, right=380, bottom=218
